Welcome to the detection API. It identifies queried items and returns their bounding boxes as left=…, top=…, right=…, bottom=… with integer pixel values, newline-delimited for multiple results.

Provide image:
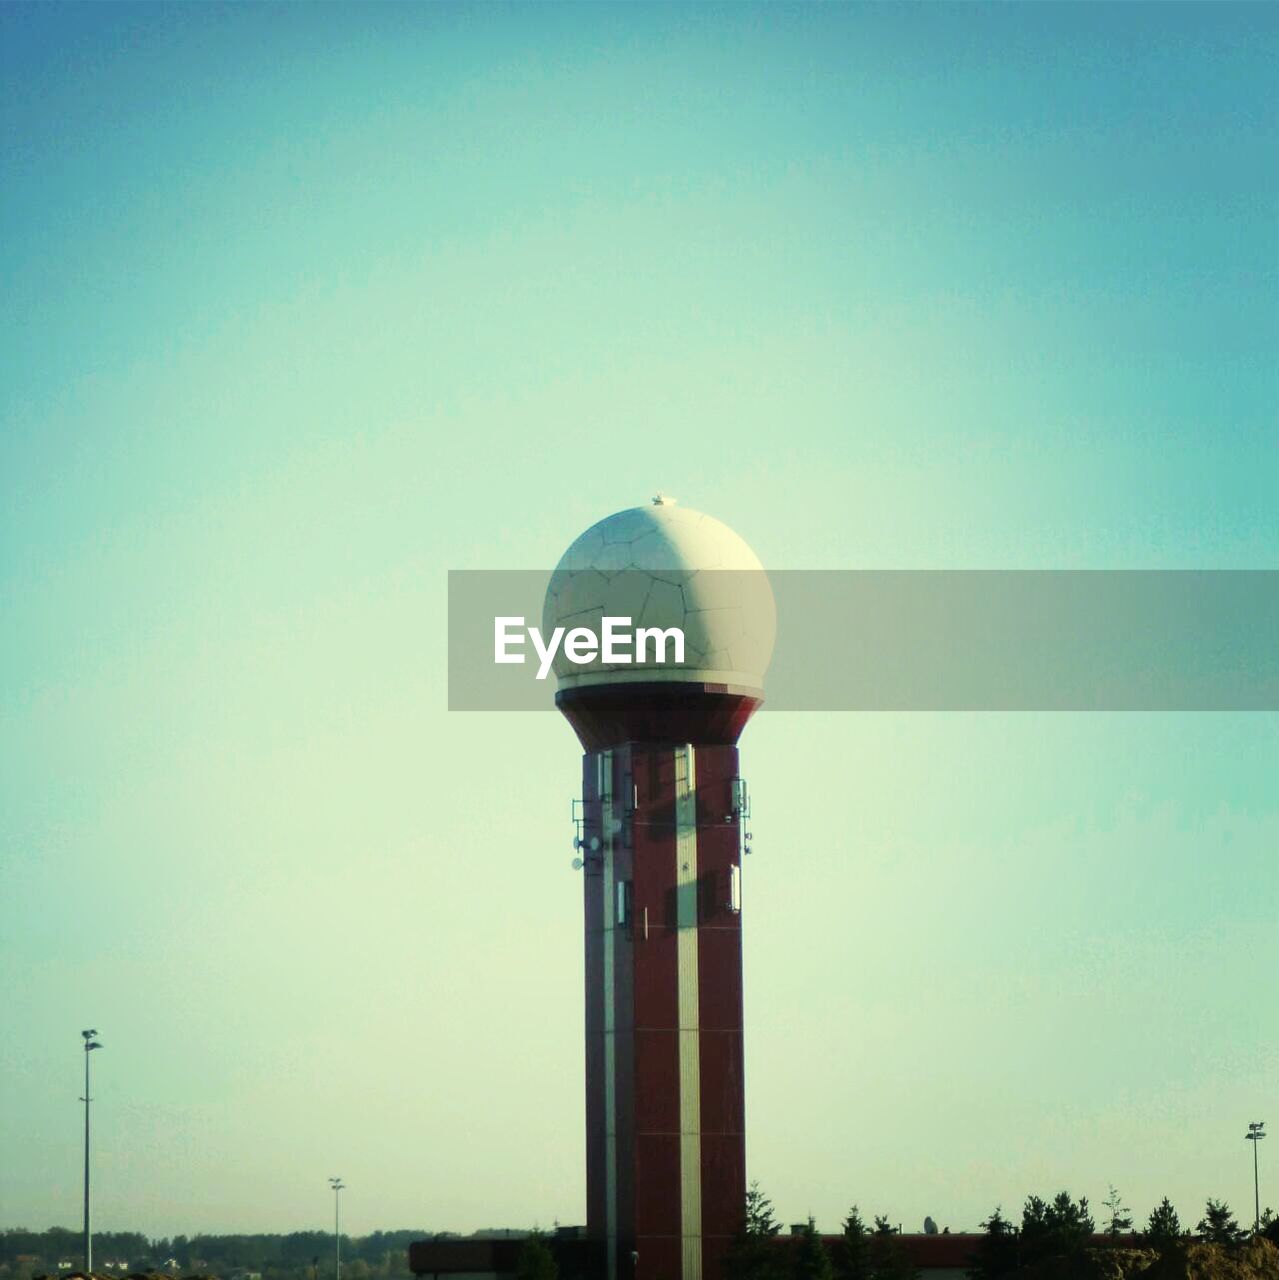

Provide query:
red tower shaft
left=564, top=685, right=758, bottom=1280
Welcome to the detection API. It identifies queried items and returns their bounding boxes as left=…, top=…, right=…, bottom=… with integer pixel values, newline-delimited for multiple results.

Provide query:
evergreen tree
left=966, top=1207, right=1018, bottom=1280
left=794, top=1219, right=834, bottom=1280
left=1103, top=1187, right=1133, bottom=1241
left=747, top=1184, right=783, bottom=1240
left=1144, top=1199, right=1182, bottom=1251
left=833, top=1207, right=870, bottom=1280
left=723, top=1182, right=785, bottom=1280
left=1020, top=1193, right=1094, bottom=1265
left=868, top=1218, right=915, bottom=1280
left=515, top=1232, right=557, bottom=1280
left=1196, top=1201, right=1244, bottom=1246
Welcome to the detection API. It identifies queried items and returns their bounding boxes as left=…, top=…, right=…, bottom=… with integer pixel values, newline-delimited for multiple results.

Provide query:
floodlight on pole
left=1246, top=1122, right=1266, bottom=1234
left=329, top=1178, right=346, bottom=1280
left=80, top=1031, right=102, bottom=1275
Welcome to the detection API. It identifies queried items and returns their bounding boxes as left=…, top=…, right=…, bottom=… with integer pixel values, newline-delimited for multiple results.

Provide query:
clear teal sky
left=2, top=0, right=1276, bottom=1242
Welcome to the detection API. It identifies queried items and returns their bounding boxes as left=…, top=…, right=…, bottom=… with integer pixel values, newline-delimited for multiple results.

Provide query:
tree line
left=0, top=1230, right=424, bottom=1280
left=968, top=1188, right=1278, bottom=1280
left=722, top=1186, right=920, bottom=1280
left=721, top=1184, right=1279, bottom=1280
left=6, top=1190, right=1276, bottom=1280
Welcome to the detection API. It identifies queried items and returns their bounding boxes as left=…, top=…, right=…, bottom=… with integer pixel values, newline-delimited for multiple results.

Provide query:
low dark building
left=409, top=1231, right=984, bottom=1280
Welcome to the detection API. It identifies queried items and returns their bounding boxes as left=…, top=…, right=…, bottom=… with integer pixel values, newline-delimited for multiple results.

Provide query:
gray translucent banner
left=448, top=570, right=1279, bottom=711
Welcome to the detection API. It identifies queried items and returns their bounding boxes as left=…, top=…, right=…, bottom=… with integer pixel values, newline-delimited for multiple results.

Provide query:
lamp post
left=80, top=1031, right=102, bottom=1275
left=329, top=1178, right=346, bottom=1280
left=1246, top=1122, right=1266, bottom=1234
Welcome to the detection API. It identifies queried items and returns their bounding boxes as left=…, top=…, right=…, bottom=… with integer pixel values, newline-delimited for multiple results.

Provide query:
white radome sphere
left=543, top=496, right=775, bottom=693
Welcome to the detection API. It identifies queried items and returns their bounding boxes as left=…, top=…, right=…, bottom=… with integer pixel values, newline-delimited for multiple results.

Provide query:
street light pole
left=329, top=1178, right=346, bottom=1280
left=80, top=1031, right=102, bottom=1275
left=1246, top=1122, right=1266, bottom=1234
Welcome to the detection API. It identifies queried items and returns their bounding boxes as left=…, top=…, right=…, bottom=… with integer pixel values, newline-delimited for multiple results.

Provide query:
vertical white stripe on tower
left=600, top=751, right=618, bottom=1280
left=674, top=744, right=702, bottom=1280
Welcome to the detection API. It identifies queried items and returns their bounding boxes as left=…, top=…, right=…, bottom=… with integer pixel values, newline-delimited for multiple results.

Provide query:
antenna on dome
left=652, top=492, right=677, bottom=506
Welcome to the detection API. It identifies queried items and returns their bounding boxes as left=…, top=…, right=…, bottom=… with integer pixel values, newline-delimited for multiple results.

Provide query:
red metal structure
left=560, top=681, right=761, bottom=1280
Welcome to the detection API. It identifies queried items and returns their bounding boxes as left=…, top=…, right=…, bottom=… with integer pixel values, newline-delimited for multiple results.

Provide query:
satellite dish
left=589, top=836, right=601, bottom=851
left=571, top=858, right=584, bottom=871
